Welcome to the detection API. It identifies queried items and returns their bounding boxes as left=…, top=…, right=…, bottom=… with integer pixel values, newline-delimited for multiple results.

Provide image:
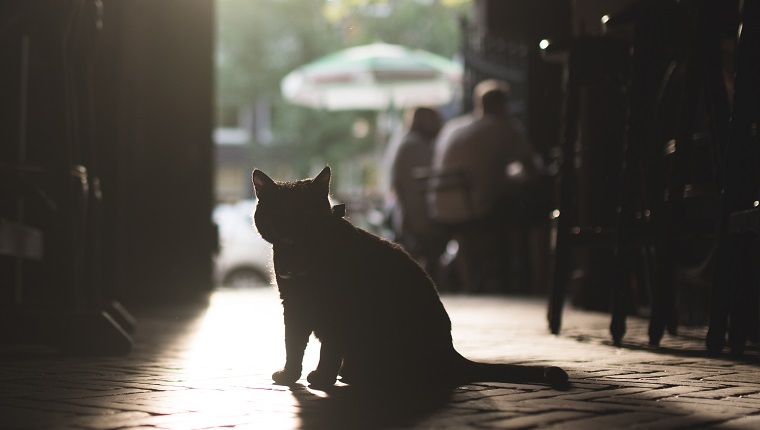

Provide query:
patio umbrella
left=281, top=42, right=462, bottom=111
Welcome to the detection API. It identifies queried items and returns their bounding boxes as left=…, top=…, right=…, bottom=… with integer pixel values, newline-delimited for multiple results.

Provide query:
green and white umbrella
left=281, top=42, right=462, bottom=111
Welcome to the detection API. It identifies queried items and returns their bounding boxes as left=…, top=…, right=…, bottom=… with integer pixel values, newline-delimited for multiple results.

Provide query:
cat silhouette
left=252, top=166, right=567, bottom=389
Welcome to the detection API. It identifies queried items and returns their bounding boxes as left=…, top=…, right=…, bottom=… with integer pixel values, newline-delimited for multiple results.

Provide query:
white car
left=213, top=200, right=273, bottom=287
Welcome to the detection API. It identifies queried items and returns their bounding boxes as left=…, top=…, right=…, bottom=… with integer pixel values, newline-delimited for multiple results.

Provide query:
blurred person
left=389, top=107, right=449, bottom=280
left=429, top=79, right=543, bottom=292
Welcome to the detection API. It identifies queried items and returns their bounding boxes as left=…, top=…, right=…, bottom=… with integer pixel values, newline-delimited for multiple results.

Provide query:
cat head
left=252, top=166, right=334, bottom=246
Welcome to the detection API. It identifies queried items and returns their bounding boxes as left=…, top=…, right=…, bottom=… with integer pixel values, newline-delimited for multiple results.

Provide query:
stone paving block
left=21, top=388, right=152, bottom=401
left=104, top=388, right=222, bottom=403
left=0, top=397, right=124, bottom=415
left=524, top=397, right=680, bottom=416
left=715, top=413, right=760, bottom=429
left=571, top=369, right=644, bottom=379
left=608, top=385, right=708, bottom=401
left=0, top=405, right=81, bottom=429
left=0, top=383, right=58, bottom=398
left=600, top=369, right=679, bottom=379
left=94, top=381, right=190, bottom=392
left=628, top=413, right=741, bottom=429
left=657, top=396, right=760, bottom=415
left=472, top=389, right=574, bottom=403
left=122, top=379, right=197, bottom=390
left=590, top=396, right=698, bottom=414
left=61, top=397, right=191, bottom=416
left=730, top=397, right=760, bottom=408
left=597, top=397, right=693, bottom=415
left=585, top=380, right=669, bottom=389
left=472, top=382, right=548, bottom=391
left=9, top=378, right=119, bottom=391
left=413, top=411, right=519, bottom=429
left=107, top=411, right=259, bottom=430
left=3, top=291, right=760, bottom=430
left=552, top=386, right=654, bottom=401
left=635, top=371, right=714, bottom=382
left=645, top=374, right=740, bottom=386
left=547, top=411, right=668, bottom=429
left=702, top=372, right=760, bottom=385
left=554, top=381, right=615, bottom=390
left=487, top=410, right=593, bottom=428
left=59, top=411, right=153, bottom=430
left=135, top=394, right=256, bottom=416
left=238, top=412, right=316, bottom=430
left=11, top=387, right=106, bottom=401
left=679, top=386, right=760, bottom=399
left=447, top=387, right=526, bottom=404
left=664, top=381, right=740, bottom=391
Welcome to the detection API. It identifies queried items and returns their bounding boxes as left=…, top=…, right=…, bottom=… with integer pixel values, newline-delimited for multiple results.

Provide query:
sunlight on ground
left=142, top=289, right=729, bottom=426
left=181, top=288, right=283, bottom=372
left=181, top=287, right=322, bottom=378
left=170, top=288, right=322, bottom=427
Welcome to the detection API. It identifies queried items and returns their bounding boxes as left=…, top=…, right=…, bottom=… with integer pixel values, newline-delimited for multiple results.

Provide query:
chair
left=548, top=0, right=729, bottom=347
left=706, top=0, right=760, bottom=357
left=416, top=168, right=475, bottom=226
left=544, top=35, right=633, bottom=341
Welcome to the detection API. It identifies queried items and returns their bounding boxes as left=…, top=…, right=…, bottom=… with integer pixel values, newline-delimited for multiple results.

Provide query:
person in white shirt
left=428, top=79, right=542, bottom=292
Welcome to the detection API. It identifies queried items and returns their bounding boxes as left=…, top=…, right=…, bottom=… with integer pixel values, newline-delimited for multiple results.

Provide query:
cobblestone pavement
left=2, top=288, right=759, bottom=429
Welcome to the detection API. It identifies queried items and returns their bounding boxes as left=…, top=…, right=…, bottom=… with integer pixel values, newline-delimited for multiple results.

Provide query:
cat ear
left=312, top=166, right=331, bottom=195
left=252, top=169, right=275, bottom=199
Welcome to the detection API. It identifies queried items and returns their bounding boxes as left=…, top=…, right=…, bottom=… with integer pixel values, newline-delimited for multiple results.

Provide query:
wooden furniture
left=545, top=35, right=632, bottom=342
left=548, top=0, right=731, bottom=346
left=706, top=0, right=760, bottom=357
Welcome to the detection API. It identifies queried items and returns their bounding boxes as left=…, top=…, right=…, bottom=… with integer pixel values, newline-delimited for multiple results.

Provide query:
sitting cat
left=252, top=166, right=568, bottom=388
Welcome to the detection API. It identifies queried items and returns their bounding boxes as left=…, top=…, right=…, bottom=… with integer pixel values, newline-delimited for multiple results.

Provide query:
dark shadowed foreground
left=1, top=288, right=759, bottom=429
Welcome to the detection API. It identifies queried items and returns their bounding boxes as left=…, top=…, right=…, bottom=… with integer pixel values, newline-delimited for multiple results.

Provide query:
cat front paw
left=272, top=368, right=301, bottom=385
left=307, top=370, right=336, bottom=388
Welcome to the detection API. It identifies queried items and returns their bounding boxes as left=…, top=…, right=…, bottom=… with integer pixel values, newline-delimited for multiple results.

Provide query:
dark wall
left=97, top=0, right=216, bottom=304
left=1, top=0, right=216, bottom=309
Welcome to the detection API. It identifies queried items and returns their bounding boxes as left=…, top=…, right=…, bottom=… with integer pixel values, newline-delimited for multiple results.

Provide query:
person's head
left=473, top=79, right=510, bottom=116
left=406, top=107, right=443, bottom=139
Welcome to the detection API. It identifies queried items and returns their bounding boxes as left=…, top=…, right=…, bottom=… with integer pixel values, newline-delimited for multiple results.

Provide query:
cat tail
left=460, top=358, right=568, bottom=387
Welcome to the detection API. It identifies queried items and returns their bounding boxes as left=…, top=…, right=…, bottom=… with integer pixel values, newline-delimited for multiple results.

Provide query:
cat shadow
left=289, top=383, right=452, bottom=430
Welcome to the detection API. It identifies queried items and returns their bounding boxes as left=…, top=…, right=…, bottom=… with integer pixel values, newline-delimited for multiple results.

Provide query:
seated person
left=428, top=79, right=543, bottom=292
left=389, top=107, right=448, bottom=280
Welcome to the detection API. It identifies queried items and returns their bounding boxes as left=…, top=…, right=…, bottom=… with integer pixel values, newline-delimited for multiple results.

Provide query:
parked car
left=213, top=200, right=272, bottom=287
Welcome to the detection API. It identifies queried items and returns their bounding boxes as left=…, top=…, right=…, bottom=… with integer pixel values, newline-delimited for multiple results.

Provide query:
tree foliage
left=217, top=0, right=338, bottom=105
left=216, top=0, right=470, bottom=183
left=325, top=0, right=468, bottom=57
